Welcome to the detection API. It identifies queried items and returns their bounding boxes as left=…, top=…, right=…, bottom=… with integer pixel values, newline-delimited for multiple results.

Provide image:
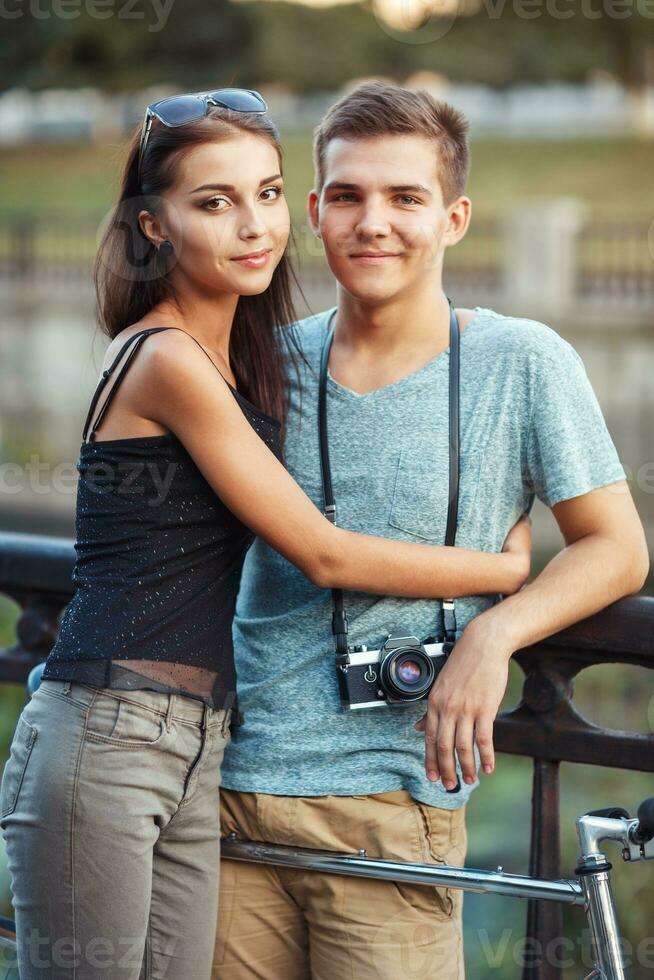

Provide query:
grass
left=1, top=135, right=652, bottom=223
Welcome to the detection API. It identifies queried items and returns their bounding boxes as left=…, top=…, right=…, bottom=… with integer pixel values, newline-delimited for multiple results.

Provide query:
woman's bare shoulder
left=104, top=316, right=179, bottom=360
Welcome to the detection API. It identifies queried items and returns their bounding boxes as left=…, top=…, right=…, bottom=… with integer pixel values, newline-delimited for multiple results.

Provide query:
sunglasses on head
left=137, top=87, right=268, bottom=189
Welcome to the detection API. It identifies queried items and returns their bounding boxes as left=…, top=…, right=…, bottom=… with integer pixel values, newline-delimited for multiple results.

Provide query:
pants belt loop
left=201, top=703, right=209, bottom=733
left=62, top=681, right=72, bottom=695
left=165, top=695, right=175, bottom=731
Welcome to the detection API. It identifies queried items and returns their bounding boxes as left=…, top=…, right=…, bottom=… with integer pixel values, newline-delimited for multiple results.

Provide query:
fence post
left=503, top=199, right=589, bottom=318
left=523, top=758, right=563, bottom=980
left=10, top=216, right=36, bottom=281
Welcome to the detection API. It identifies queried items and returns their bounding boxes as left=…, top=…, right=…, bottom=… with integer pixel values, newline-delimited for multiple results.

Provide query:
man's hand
left=412, top=512, right=530, bottom=786
left=414, top=481, right=649, bottom=788
left=414, top=618, right=514, bottom=788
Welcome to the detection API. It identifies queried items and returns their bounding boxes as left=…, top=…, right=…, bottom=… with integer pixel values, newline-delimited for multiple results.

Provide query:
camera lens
left=397, top=660, right=422, bottom=684
left=379, top=647, right=435, bottom=701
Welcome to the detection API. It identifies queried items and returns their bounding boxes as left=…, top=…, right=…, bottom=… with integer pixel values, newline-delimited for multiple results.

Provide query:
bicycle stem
left=575, top=814, right=632, bottom=980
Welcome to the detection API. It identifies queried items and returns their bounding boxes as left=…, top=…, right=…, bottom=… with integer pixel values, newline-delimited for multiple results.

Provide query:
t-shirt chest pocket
left=388, top=446, right=485, bottom=542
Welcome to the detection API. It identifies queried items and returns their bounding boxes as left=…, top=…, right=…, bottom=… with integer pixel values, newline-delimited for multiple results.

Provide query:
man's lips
left=348, top=251, right=403, bottom=264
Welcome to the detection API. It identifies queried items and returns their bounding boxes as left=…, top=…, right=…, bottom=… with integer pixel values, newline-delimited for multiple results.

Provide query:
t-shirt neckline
left=324, top=306, right=487, bottom=401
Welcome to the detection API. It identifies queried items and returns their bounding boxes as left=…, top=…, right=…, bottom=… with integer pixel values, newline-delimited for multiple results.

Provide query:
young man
left=212, top=83, right=648, bottom=979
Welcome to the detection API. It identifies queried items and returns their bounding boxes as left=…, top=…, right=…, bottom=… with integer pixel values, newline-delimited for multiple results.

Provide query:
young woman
left=0, top=89, right=530, bottom=980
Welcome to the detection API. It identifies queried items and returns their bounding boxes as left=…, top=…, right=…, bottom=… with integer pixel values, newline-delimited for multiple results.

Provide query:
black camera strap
left=318, top=300, right=460, bottom=665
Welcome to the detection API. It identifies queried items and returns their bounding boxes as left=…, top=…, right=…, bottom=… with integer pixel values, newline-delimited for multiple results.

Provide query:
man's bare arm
left=415, top=480, right=649, bottom=789
left=473, top=479, right=649, bottom=651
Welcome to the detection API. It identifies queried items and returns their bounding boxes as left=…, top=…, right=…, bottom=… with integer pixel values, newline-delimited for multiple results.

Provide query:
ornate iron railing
left=0, top=530, right=652, bottom=980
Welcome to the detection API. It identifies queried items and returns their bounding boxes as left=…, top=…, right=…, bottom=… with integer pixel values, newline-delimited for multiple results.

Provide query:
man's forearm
left=471, top=532, right=646, bottom=656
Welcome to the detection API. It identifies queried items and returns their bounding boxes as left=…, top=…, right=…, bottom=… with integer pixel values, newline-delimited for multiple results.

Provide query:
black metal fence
left=0, top=530, right=653, bottom=980
left=0, top=217, right=98, bottom=285
left=576, top=221, right=654, bottom=307
left=1, top=216, right=653, bottom=316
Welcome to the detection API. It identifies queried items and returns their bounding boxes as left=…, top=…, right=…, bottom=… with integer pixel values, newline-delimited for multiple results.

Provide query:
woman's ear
left=138, top=208, right=164, bottom=247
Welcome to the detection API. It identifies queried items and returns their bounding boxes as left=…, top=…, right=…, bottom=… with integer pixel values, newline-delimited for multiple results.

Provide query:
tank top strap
left=82, top=326, right=235, bottom=444
left=82, top=327, right=173, bottom=444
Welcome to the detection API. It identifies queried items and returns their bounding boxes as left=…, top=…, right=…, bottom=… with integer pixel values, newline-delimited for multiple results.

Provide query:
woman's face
left=142, top=132, right=290, bottom=297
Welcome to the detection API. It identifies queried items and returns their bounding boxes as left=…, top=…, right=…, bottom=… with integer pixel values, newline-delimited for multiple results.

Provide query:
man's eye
left=333, top=193, right=356, bottom=203
left=396, top=196, right=418, bottom=206
left=261, top=186, right=283, bottom=201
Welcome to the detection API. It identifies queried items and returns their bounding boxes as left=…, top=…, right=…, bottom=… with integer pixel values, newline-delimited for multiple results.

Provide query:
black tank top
left=42, top=327, right=282, bottom=716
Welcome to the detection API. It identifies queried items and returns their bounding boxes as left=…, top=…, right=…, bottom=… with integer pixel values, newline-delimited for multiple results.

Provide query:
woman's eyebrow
left=190, top=174, right=282, bottom=194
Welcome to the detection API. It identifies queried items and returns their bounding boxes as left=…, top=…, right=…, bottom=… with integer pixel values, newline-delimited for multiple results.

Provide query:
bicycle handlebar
left=585, top=806, right=630, bottom=820
left=581, top=797, right=654, bottom=862
left=584, top=797, right=654, bottom=840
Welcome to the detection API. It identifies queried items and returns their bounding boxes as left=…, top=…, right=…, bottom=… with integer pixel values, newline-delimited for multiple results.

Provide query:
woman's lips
left=231, top=249, right=272, bottom=268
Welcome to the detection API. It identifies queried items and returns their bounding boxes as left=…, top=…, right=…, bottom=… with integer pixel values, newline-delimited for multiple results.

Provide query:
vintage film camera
left=337, top=630, right=451, bottom=710
left=318, top=303, right=463, bottom=712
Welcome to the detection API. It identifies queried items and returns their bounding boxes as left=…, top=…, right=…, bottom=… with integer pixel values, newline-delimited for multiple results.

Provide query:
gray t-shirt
left=221, top=306, right=626, bottom=807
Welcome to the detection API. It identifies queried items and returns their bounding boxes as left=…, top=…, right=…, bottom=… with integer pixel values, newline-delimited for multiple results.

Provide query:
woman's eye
left=203, top=196, right=230, bottom=211
left=260, top=186, right=283, bottom=201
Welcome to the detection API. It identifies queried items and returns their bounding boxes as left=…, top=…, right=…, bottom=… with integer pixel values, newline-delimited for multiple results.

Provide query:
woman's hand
left=500, top=514, right=532, bottom=593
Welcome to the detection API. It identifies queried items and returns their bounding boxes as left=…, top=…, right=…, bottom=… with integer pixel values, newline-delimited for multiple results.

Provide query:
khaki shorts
left=214, top=787, right=467, bottom=980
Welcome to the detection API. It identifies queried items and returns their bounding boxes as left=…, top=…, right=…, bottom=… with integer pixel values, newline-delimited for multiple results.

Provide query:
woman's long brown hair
left=93, top=105, right=306, bottom=444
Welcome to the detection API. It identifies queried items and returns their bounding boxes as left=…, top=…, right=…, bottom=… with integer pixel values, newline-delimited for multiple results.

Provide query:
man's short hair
left=313, top=81, right=471, bottom=206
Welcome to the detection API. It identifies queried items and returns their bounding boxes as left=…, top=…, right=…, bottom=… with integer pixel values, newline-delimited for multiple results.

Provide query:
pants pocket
left=397, top=801, right=467, bottom=921
left=84, top=691, right=167, bottom=747
left=0, top=716, right=38, bottom=820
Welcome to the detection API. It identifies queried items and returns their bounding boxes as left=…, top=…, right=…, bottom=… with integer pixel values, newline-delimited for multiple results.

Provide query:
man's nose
left=354, top=204, right=391, bottom=238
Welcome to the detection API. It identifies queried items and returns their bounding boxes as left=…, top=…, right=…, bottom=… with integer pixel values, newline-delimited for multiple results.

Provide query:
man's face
left=309, top=134, right=469, bottom=305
